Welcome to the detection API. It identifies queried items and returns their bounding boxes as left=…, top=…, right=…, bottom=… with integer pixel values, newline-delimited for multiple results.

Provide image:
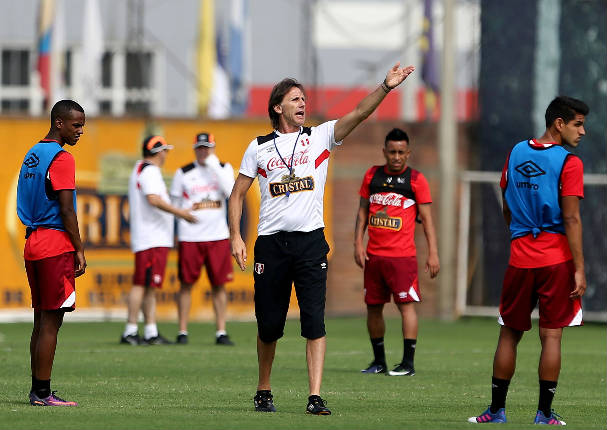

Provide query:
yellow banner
left=0, top=117, right=334, bottom=320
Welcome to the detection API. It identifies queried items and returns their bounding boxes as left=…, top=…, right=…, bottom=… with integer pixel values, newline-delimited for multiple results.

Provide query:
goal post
left=456, top=170, right=607, bottom=322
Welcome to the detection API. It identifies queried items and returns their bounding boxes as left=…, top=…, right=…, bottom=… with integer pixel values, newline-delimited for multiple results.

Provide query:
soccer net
left=456, top=170, right=607, bottom=323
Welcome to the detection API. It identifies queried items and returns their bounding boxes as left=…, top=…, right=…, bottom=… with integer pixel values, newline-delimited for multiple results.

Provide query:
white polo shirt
left=239, top=120, right=342, bottom=235
left=128, top=161, right=174, bottom=252
left=170, top=154, right=234, bottom=242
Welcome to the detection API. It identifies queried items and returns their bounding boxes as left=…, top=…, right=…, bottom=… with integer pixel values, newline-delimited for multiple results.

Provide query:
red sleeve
left=359, top=166, right=379, bottom=199
left=560, top=155, right=584, bottom=198
left=500, top=154, right=510, bottom=190
left=48, top=151, right=76, bottom=191
left=411, top=170, right=432, bottom=204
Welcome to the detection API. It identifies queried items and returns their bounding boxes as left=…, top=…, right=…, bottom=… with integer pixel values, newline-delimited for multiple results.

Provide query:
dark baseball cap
left=194, top=132, right=216, bottom=148
left=142, top=135, right=173, bottom=156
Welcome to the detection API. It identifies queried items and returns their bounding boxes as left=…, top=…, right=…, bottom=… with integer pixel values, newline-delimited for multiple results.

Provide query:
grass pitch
left=0, top=317, right=604, bottom=429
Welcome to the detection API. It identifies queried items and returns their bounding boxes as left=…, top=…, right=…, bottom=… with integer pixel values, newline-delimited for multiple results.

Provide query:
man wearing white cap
left=121, top=135, right=196, bottom=345
left=170, top=133, right=236, bottom=345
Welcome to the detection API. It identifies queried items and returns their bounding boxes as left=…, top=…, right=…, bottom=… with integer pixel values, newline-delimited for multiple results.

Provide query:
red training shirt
left=359, top=165, right=432, bottom=257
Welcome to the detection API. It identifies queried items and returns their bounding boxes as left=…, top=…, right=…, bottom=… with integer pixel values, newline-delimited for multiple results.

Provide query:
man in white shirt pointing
left=228, top=62, right=415, bottom=415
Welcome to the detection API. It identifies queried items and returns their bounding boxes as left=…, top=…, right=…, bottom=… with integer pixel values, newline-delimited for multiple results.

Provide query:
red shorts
left=133, top=247, right=170, bottom=288
left=499, top=260, right=583, bottom=331
left=364, top=255, right=421, bottom=305
left=178, top=240, right=233, bottom=286
left=25, top=252, right=76, bottom=311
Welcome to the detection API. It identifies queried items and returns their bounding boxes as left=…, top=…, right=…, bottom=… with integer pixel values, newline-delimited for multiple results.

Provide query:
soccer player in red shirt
left=17, top=100, right=86, bottom=406
left=355, top=128, right=439, bottom=377
left=468, top=96, right=588, bottom=425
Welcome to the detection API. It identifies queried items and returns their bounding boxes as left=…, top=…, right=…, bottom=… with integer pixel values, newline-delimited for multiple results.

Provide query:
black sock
left=33, top=378, right=51, bottom=399
left=538, top=380, right=557, bottom=416
left=370, top=337, right=386, bottom=364
left=402, top=338, right=416, bottom=368
left=490, top=377, right=510, bottom=413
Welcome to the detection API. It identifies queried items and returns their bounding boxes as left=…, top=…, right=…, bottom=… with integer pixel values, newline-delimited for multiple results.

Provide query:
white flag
left=78, top=0, right=104, bottom=116
left=50, top=0, right=66, bottom=105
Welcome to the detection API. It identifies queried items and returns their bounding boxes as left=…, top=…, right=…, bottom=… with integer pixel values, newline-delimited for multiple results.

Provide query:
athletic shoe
left=534, top=410, right=566, bottom=425
left=306, top=395, right=331, bottom=415
left=30, top=391, right=78, bottom=407
left=388, top=362, right=415, bottom=376
left=360, top=362, right=387, bottom=374
left=216, top=334, right=234, bottom=346
left=120, top=333, right=140, bottom=345
left=468, top=406, right=507, bottom=423
left=253, top=390, right=276, bottom=412
left=176, top=334, right=188, bottom=344
left=143, top=334, right=173, bottom=345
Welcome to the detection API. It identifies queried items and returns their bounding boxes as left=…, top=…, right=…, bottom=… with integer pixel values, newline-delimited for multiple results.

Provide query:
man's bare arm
left=228, top=174, right=255, bottom=271
left=334, top=63, right=415, bottom=143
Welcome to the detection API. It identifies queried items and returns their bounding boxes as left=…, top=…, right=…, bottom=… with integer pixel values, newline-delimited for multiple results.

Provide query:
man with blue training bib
left=17, top=100, right=86, bottom=407
left=468, top=96, right=589, bottom=426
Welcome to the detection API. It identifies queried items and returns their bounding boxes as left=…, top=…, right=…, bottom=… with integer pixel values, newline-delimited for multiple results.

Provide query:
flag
left=50, top=0, right=66, bottom=105
left=37, top=0, right=55, bottom=108
left=208, top=35, right=231, bottom=119
left=77, top=0, right=104, bottom=116
left=228, top=0, right=250, bottom=115
left=420, top=0, right=439, bottom=120
left=196, top=0, right=215, bottom=116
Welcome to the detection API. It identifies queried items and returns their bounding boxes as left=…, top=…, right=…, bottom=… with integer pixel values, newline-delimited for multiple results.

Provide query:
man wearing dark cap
left=170, top=133, right=236, bottom=345
left=121, top=135, right=196, bottom=345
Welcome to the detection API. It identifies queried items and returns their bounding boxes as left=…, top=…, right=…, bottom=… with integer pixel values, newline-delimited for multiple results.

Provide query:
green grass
left=0, top=317, right=604, bottom=429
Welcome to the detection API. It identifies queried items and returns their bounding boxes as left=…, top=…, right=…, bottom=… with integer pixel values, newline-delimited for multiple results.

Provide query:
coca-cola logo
left=369, top=192, right=403, bottom=207
left=267, top=148, right=310, bottom=171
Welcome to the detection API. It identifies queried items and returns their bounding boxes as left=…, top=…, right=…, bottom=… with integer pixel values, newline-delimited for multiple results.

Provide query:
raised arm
left=228, top=173, right=255, bottom=271
left=334, top=62, right=415, bottom=143
left=354, top=197, right=370, bottom=268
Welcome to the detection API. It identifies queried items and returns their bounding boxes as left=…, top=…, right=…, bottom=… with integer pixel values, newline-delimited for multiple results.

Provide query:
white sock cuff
left=123, top=323, right=138, bottom=337
left=144, top=323, right=158, bottom=339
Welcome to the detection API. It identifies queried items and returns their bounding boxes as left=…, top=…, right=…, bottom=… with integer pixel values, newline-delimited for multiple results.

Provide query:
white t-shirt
left=128, top=160, right=174, bottom=252
left=239, top=120, right=342, bottom=235
left=170, top=154, right=234, bottom=242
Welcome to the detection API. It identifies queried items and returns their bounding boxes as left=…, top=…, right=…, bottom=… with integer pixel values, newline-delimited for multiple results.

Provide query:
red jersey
left=359, top=165, right=432, bottom=257
left=500, top=140, right=584, bottom=268
left=24, top=147, right=76, bottom=260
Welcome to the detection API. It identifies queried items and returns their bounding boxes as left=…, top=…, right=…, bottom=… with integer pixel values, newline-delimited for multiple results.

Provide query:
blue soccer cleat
left=468, top=406, right=507, bottom=423
left=534, top=410, right=566, bottom=425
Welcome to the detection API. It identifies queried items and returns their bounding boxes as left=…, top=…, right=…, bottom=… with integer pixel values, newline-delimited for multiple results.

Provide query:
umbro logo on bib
left=255, top=263, right=265, bottom=274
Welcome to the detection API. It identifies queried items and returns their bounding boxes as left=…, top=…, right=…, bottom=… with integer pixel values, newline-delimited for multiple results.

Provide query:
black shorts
left=253, top=228, right=330, bottom=342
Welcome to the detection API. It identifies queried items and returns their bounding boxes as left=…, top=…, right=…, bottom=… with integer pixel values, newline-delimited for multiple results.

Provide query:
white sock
left=178, top=330, right=188, bottom=336
left=144, top=323, right=158, bottom=339
left=216, top=330, right=227, bottom=338
left=123, top=323, right=138, bottom=337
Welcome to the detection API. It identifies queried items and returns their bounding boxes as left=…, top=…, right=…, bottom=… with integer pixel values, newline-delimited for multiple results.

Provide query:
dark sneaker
left=388, top=362, right=415, bottom=376
left=306, top=395, right=331, bottom=415
left=144, top=334, right=173, bottom=345
left=30, top=391, right=78, bottom=407
left=534, top=410, right=566, bottom=425
left=216, top=334, right=234, bottom=346
left=468, top=406, right=507, bottom=423
left=361, top=362, right=387, bottom=374
left=176, top=334, right=188, bottom=344
left=120, top=333, right=140, bottom=345
left=254, top=390, right=276, bottom=412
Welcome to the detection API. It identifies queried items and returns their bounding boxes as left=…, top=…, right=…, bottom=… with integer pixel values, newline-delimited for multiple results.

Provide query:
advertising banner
left=0, top=117, right=334, bottom=321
